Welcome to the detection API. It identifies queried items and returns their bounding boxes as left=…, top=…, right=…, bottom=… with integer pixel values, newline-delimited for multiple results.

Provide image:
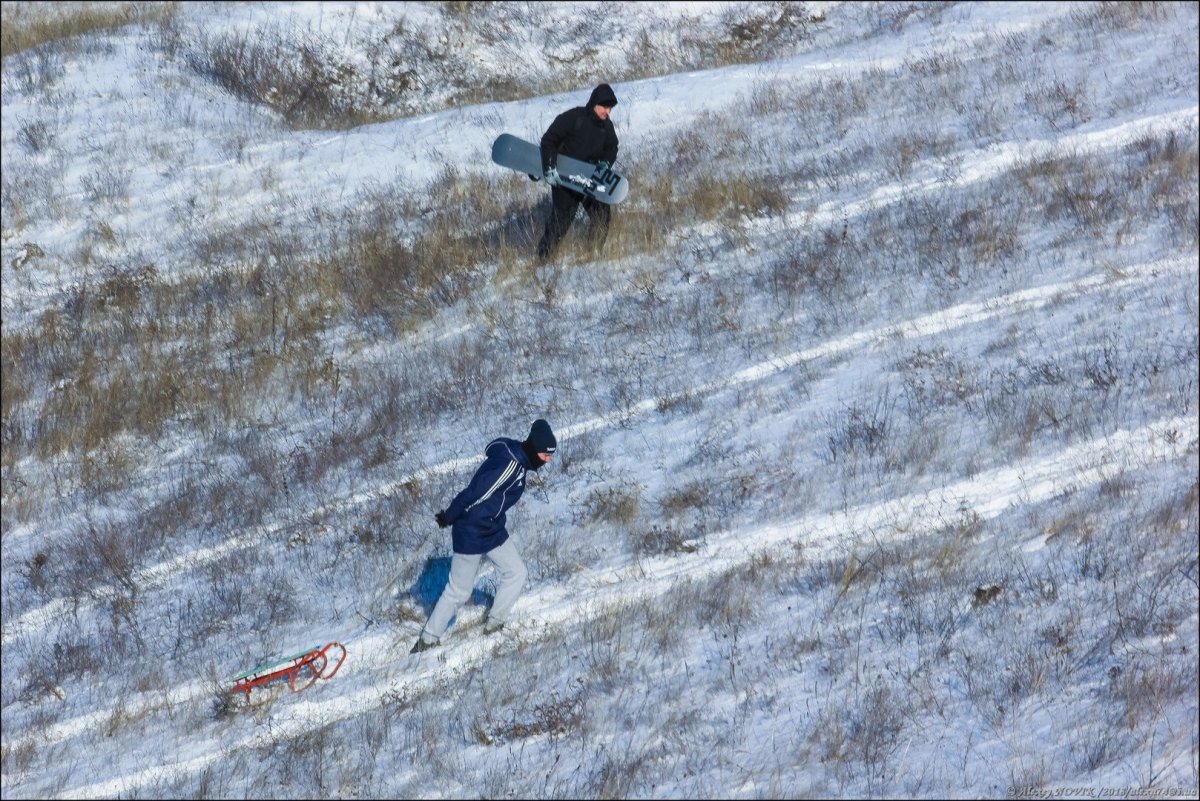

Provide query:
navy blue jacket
left=443, top=438, right=534, bottom=555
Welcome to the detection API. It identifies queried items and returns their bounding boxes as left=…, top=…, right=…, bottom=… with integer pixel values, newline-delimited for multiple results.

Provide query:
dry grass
left=2, top=3, right=1197, bottom=797
left=1, top=2, right=179, bottom=60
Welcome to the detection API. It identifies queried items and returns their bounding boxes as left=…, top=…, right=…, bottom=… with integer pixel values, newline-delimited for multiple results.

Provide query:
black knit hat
left=527, top=419, right=556, bottom=453
left=588, top=83, right=618, bottom=108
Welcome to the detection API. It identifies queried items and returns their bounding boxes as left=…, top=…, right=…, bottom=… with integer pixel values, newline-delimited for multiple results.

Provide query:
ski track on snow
left=2, top=255, right=1192, bottom=654
left=46, top=412, right=1198, bottom=799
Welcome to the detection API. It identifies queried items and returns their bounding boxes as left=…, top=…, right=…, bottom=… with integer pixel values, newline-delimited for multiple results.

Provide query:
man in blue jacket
left=536, top=83, right=620, bottom=261
left=410, top=419, right=557, bottom=653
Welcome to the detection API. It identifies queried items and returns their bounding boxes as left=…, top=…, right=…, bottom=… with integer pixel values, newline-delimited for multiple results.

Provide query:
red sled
left=229, top=642, right=347, bottom=699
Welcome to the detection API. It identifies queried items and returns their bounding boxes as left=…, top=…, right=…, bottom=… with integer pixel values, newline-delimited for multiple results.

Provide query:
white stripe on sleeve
left=465, top=460, right=517, bottom=512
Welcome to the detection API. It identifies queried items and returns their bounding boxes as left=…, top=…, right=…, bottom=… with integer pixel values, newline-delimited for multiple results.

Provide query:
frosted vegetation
left=1, top=2, right=1197, bottom=798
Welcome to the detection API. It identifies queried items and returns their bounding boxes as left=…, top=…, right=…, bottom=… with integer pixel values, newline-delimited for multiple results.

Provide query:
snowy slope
left=2, top=2, right=1197, bottom=799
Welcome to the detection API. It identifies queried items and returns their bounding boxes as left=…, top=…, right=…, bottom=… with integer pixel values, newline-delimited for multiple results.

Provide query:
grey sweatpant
left=422, top=539, right=528, bottom=640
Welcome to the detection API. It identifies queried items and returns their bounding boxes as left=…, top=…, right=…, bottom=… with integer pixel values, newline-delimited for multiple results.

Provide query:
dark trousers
left=537, top=185, right=611, bottom=259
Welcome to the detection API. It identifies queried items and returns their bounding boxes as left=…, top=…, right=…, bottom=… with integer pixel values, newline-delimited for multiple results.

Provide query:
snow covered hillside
left=2, top=2, right=1197, bottom=798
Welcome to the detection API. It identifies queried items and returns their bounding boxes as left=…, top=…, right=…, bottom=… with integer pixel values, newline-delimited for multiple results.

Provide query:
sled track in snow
left=51, top=411, right=1198, bottom=798
left=2, top=255, right=1192, bottom=653
left=3, top=4, right=1197, bottom=797
left=2, top=253, right=1195, bottom=798
left=4, top=92, right=1195, bottom=648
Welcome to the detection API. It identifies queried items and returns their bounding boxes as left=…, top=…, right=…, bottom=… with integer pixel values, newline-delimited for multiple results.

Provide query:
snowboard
left=491, top=133, right=629, bottom=204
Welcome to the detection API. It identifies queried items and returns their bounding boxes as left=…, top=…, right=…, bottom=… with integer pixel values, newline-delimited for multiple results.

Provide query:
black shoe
left=536, top=238, right=557, bottom=262
left=409, top=637, right=439, bottom=654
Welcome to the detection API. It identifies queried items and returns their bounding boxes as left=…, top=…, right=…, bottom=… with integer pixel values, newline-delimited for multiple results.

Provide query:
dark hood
left=587, top=83, right=618, bottom=108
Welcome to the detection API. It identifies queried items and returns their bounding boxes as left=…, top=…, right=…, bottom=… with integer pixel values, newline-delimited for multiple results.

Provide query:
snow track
left=3, top=256, right=1190, bottom=651
left=3, top=252, right=1194, bottom=797
left=2, top=3, right=1196, bottom=797
left=53, top=412, right=1197, bottom=798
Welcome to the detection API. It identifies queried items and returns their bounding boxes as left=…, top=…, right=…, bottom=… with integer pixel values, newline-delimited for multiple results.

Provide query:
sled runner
left=229, top=641, right=347, bottom=699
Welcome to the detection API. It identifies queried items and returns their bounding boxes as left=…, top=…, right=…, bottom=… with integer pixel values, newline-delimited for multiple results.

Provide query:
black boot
left=409, top=636, right=439, bottom=654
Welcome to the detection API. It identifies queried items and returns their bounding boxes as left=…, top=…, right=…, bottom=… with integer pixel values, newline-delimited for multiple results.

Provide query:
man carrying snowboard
left=410, top=419, right=557, bottom=653
left=536, top=83, right=620, bottom=260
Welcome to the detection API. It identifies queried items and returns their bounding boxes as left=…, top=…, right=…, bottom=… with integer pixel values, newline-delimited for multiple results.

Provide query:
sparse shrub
left=825, top=394, right=895, bottom=466
left=580, top=482, right=641, bottom=527
left=870, top=1, right=957, bottom=34
left=79, top=166, right=131, bottom=206
left=1070, top=1, right=1173, bottom=32
left=765, top=223, right=861, bottom=310
left=932, top=507, right=985, bottom=572
left=712, top=1, right=815, bottom=61
left=849, top=679, right=910, bottom=793
left=694, top=567, right=756, bottom=628
left=1025, top=75, right=1092, bottom=130
left=658, top=481, right=708, bottom=519
left=1, top=3, right=1197, bottom=798
left=16, top=117, right=56, bottom=154
left=2, top=43, right=67, bottom=95
left=581, top=603, right=629, bottom=689
left=183, top=27, right=413, bottom=130
left=896, top=345, right=981, bottom=420
left=630, top=524, right=702, bottom=557
left=1, top=737, right=38, bottom=777
left=972, top=584, right=1003, bottom=609
left=1107, top=658, right=1194, bottom=732
left=589, top=742, right=659, bottom=799
left=490, top=690, right=586, bottom=743
left=24, top=631, right=103, bottom=694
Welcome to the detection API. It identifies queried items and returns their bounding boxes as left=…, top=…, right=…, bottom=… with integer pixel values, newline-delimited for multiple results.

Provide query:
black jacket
left=540, top=85, right=619, bottom=172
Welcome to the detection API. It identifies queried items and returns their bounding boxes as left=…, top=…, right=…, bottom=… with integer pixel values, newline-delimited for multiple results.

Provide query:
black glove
left=435, top=510, right=449, bottom=528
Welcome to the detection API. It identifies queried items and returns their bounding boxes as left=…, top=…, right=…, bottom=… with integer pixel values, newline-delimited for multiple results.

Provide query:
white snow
left=2, top=2, right=1197, bottom=799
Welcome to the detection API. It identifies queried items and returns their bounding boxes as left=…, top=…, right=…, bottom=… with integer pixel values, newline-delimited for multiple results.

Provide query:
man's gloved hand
left=544, top=167, right=561, bottom=187
left=435, top=510, right=449, bottom=528
left=596, top=160, right=610, bottom=173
